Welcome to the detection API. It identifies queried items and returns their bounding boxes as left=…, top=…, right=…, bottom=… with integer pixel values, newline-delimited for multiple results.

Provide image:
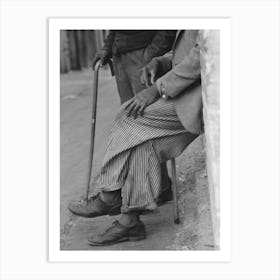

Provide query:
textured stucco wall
left=200, top=30, right=220, bottom=248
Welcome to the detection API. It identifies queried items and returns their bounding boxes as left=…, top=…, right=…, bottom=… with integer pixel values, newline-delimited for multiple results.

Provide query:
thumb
left=150, top=70, right=156, bottom=84
left=140, top=68, right=145, bottom=84
left=140, top=67, right=149, bottom=86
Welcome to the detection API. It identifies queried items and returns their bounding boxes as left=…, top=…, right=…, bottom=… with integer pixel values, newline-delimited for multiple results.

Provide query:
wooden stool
left=170, top=158, right=180, bottom=224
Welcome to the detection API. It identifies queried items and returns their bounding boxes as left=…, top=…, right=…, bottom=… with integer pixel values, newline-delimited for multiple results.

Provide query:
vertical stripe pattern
left=94, top=98, right=198, bottom=213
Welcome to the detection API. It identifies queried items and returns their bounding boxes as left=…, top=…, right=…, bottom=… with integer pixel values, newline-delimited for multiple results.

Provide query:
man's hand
left=124, top=84, right=160, bottom=119
left=140, top=58, right=160, bottom=87
left=92, top=50, right=111, bottom=68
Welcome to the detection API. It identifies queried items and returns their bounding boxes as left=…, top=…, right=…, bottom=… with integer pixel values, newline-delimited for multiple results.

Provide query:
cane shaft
left=85, top=68, right=99, bottom=201
left=171, top=158, right=180, bottom=224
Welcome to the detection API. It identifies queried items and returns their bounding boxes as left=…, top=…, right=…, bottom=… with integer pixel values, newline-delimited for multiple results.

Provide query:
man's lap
left=121, top=98, right=178, bottom=121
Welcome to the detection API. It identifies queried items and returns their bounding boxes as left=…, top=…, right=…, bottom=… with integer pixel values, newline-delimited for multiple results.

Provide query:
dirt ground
left=60, top=68, right=214, bottom=250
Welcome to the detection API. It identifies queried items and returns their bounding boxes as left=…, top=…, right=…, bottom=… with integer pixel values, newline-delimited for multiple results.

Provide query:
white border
left=49, top=18, right=231, bottom=262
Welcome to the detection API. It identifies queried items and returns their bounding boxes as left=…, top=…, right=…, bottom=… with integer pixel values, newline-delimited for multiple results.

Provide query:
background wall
left=60, top=30, right=108, bottom=73
left=200, top=30, right=220, bottom=248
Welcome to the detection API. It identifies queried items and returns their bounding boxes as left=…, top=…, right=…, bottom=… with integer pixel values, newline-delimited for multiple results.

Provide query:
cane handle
left=93, top=58, right=114, bottom=76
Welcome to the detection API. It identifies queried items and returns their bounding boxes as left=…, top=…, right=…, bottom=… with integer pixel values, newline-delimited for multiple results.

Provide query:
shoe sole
left=88, top=235, right=146, bottom=246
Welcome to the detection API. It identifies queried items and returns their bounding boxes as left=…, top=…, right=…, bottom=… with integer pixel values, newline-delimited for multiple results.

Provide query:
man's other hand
left=140, top=58, right=160, bottom=87
left=124, top=85, right=160, bottom=119
left=92, top=50, right=111, bottom=68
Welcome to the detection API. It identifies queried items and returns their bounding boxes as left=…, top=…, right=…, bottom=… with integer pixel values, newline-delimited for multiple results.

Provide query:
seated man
left=93, top=30, right=177, bottom=206
left=68, top=30, right=203, bottom=246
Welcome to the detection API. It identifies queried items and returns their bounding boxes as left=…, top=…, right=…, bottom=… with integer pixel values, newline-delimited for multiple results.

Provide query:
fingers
left=140, top=68, right=147, bottom=86
left=124, top=99, right=134, bottom=110
left=150, top=70, right=156, bottom=84
left=140, top=67, right=152, bottom=87
left=132, top=103, right=143, bottom=119
left=140, top=68, right=146, bottom=85
left=124, top=98, right=146, bottom=119
left=92, top=53, right=109, bottom=69
left=93, top=57, right=104, bottom=69
left=138, top=104, right=146, bottom=116
left=100, top=57, right=108, bottom=67
left=125, top=101, right=137, bottom=117
left=100, top=57, right=109, bottom=67
left=145, top=71, right=152, bottom=87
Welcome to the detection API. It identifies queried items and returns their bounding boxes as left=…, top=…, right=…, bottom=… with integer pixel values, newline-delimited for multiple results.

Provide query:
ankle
left=119, top=213, right=140, bottom=227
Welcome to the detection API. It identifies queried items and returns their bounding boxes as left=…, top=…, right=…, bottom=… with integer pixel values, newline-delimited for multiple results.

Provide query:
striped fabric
left=95, top=98, right=198, bottom=213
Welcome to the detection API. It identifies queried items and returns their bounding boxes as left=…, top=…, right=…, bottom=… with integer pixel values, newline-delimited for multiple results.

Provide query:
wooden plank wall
left=60, top=30, right=108, bottom=73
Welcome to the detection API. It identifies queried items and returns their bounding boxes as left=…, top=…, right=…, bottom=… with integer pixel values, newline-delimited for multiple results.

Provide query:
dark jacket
left=103, top=30, right=176, bottom=57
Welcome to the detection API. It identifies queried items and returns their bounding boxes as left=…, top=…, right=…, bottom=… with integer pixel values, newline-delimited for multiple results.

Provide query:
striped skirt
left=95, top=98, right=198, bottom=213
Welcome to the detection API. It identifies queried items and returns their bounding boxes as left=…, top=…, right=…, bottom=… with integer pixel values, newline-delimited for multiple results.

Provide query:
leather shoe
left=68, top=193, right=121, bottom=218
left=88, top=220, right=146, bottom=246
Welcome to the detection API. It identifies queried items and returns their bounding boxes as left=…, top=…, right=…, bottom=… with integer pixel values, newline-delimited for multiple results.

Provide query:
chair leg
left=170, top=158, right=180, bottom=224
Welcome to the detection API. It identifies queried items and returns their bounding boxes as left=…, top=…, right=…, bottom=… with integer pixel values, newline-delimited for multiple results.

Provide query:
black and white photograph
left=54, top=20, right=230, bottom=256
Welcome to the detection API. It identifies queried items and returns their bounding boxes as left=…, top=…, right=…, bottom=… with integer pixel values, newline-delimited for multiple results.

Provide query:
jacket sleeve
left=156, top=42, right=201, bottom=98
left=148, top=31, right=177, bottom=57
left=102, top=31, right=115, bottom=57
left=152, top=52, right=173, bottom=77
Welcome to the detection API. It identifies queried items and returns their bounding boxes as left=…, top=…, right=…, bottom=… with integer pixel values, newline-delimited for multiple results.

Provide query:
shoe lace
left=78, top=194, right=99, bottom=204
left=103, top=221, right=119, bottom=234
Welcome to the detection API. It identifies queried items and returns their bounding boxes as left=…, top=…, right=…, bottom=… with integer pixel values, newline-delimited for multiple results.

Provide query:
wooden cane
left=171, top=158, right=180, bottom=224
left=85, top=59, right=114, bottom=202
